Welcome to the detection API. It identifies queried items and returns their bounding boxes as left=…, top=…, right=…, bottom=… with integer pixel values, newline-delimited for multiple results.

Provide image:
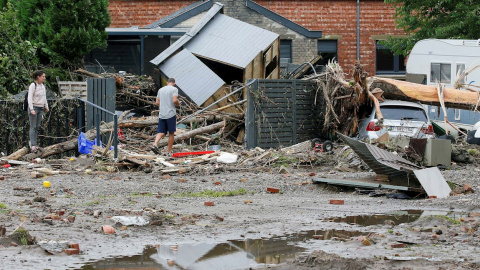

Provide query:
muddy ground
left=0, top=155, right=480, bottom=270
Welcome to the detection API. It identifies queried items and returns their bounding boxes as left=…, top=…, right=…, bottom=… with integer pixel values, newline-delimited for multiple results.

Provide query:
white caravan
left=406, top=39, right=480, bottom=136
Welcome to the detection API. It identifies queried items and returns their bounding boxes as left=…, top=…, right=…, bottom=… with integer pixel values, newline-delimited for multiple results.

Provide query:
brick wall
left=108, top=0, right=404, bottom=75
left=108, top=0, right=193, bottom=28
left=254, top=0, right=404, bottom=75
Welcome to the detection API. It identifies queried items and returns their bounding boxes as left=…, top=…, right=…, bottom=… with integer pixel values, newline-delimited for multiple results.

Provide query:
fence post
left=113, top=114, right=118, bottom=159
left=96, top=113, right=100, bottom=146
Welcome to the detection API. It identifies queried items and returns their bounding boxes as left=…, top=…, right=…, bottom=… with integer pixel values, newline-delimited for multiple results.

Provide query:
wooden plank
left=244, top=61, right=254, bottom=82
left=253, top=52, right=263, bottom=79
left=271, top=38, right=280, bottom=79
left=59, top=81, right=88, bottom=85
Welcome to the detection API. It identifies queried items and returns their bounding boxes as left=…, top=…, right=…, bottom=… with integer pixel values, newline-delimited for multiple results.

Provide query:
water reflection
left=80, top=228, right=374, bottom=269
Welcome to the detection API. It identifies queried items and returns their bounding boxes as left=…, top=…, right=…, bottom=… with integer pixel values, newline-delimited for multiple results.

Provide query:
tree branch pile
left=303, top=61, right=376, bottom=137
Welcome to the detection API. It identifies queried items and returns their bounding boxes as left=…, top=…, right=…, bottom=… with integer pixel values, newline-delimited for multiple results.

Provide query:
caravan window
left=431, top=63, right=451, bottom=83
left=456, top=63, right=466, bottom=84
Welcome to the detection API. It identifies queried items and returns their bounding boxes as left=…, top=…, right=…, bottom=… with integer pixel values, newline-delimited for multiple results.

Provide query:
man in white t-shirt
left=152, top=78, right=180, bottom=155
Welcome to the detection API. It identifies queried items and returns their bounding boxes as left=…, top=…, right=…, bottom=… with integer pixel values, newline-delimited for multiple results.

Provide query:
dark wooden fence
left=246, top=79, right=325, bottom=149
left=1, top=78, right=115, bottom=157
left=0, top=99, right=84, bottom=156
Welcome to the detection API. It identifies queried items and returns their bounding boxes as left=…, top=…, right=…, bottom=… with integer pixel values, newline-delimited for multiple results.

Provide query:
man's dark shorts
left=157, top=116, right=176, bottom=134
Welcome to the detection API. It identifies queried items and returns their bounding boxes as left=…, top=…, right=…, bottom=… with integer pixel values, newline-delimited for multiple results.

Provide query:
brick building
left=92, top=0, right=406, bottom=78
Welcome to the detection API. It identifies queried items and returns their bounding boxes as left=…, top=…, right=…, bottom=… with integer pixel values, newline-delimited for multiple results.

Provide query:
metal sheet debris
left=413, top=167, right=451, bottom=198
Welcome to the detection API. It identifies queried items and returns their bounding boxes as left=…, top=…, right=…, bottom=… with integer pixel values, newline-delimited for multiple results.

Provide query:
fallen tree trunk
left=22, top=123, right=111, bottom=161
left=370, top=77, right=480, bottom=111
left=156, top=120, right=226, bottom=147
left=118, top=113, right=243, bottom=128
left=5, top=147, right=28, bottom=160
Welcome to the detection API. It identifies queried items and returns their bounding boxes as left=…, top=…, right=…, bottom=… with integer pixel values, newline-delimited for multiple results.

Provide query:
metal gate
left=86, top=78, right=116, bottom=130
left=246, top=79, right=324, bottom=149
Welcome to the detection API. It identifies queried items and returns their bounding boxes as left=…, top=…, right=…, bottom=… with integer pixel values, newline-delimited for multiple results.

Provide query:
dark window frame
left=375, top=41, right=406, bottom=75
left=279, top=39, right=292, bottom=64
left=317, top=40, right=338, bottom=66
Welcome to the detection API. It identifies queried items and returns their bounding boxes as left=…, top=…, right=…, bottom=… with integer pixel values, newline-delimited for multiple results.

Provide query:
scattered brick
left=101, top=225, right=115, bottom=234
left=0, top=176, right=5, bottom=180
left=216, top=216, right=224, bottom=222
left=312, top=235, right=323, bottom=239
left=69, top=243, right=80, bottom=250
left=10, top=242, right=18, bottom=247
left=309, top=172, right=316, bottom=176
left=57, top=210, right=65, bottom=216
left=150, top=220, right=163, bottom=226
left=267, top=187, right=279, bottom=193
left=329, top=199, right=344, bottom=205
left=241, top=178, right=247, bottom=182
left=428, top=196, right=437, bottom=199
left=243, top=200, right=253, bottom=204
left=64, top=248, right=80, bottom=255
left=215, top=181, right=221, bottom=185
left=391, top=243, right=405, bottom=248
left=204, top=201, right=214, bottom=206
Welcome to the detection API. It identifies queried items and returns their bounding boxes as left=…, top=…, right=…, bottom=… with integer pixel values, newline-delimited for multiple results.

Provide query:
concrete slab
left=413, top=167, right=451, bottom=198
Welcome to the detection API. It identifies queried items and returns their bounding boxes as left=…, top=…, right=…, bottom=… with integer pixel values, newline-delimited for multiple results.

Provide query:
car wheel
left=322, top=140, right=334, bottom=152
left=311, top=138, right=323, bottom=151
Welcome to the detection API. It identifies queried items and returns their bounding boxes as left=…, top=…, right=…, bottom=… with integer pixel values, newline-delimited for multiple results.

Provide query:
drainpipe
left=356, top=0, right=360, bottom=60
left=140, top=35, right=145, bottom=75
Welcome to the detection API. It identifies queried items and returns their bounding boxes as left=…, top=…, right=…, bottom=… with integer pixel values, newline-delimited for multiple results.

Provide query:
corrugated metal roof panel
left=185, top=13, right=279, bottom=69
left=338, top=133, right=422, bottom=177
left=159, top=49, right=225, bottom=106
left=150, top=3, right=223, bottom=66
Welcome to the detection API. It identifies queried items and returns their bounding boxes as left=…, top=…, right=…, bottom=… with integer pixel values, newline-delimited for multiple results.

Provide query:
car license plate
left=392, top=126, right=413, bottom=133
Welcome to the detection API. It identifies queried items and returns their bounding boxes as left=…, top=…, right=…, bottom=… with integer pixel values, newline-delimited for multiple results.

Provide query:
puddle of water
left=324, top=210, right=469, bottom=227
left=78, top=229, right=370, bottom=270
left=324, top=211, right=423, bottom=226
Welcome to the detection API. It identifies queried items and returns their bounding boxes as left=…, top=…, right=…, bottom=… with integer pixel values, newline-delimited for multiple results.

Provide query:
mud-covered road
left=0, top=161, right=479, bottom=270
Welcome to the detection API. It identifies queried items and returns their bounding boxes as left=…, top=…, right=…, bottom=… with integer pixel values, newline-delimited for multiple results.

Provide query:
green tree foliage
left=384, top=0, right=480, bottom=56
left=14, top=0, right=111, bottom=68
left=0, top=3, right=39, bottom=97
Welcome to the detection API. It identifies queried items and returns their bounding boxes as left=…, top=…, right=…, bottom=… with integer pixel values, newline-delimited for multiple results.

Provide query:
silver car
left=358, top=100, right=434, bottom=140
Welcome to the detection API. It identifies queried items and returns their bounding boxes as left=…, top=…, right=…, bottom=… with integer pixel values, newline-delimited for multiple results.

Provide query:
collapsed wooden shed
left=150, top=2, right=280, bottom=112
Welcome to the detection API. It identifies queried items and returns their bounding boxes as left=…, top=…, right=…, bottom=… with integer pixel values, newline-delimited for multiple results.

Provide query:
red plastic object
left=1, top=164, right=11, bottom=168
left=172, top=151, right=215, bottom=158
left=117, top=128, right=125, bottom=140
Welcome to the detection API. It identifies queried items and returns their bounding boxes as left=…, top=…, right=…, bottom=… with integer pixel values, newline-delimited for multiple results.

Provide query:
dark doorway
left=197, top=57, right=244, bottom=84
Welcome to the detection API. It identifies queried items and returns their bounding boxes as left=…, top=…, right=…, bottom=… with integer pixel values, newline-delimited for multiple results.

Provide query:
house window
left=375, top=41, right=405, bottom=74
left=280, top=40, right=292, bottom=63
left=431, top=63, right=451, bottom=83
left=317, top=40, right=337, bottom=66
left=456, top=63, right=466, bottom=84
